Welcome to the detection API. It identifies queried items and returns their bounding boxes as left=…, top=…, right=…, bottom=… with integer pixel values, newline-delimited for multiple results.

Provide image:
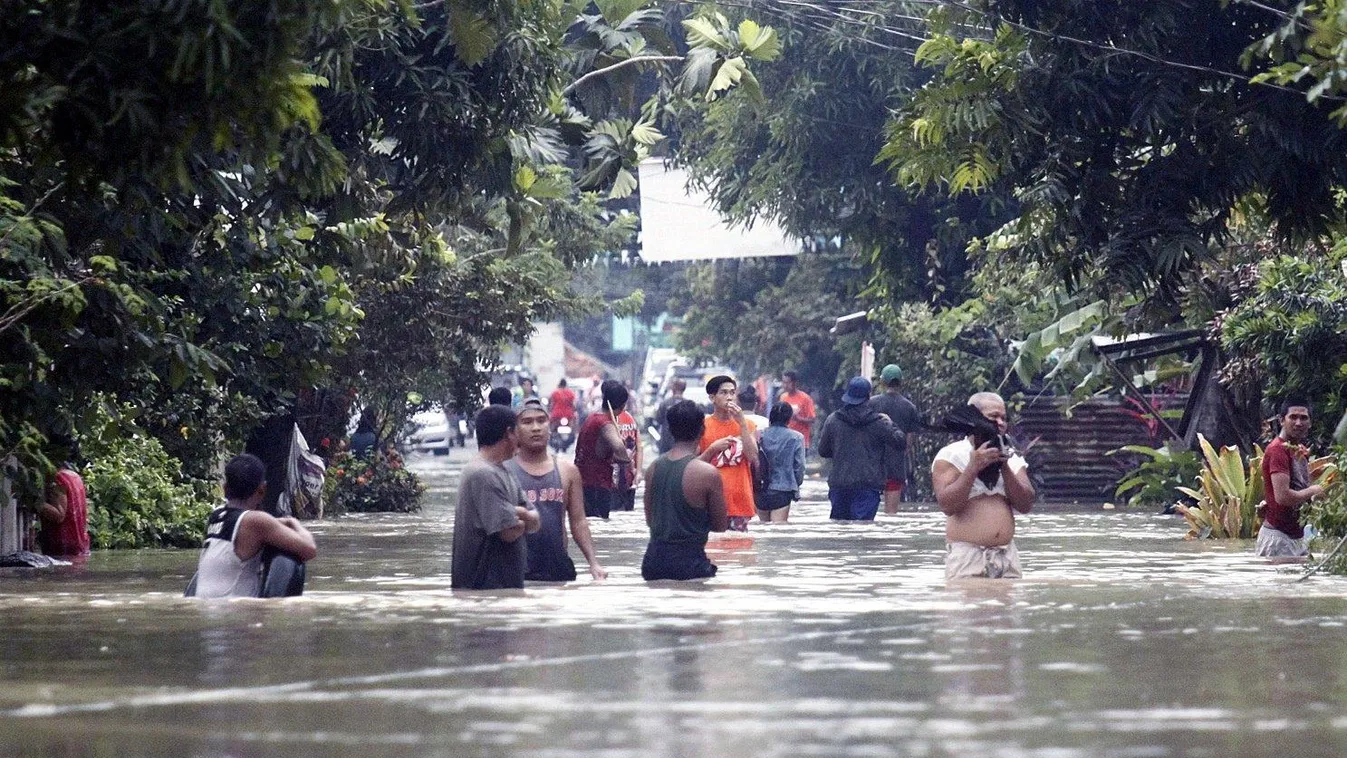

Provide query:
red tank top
left=575, top=411, right=638, bottom=489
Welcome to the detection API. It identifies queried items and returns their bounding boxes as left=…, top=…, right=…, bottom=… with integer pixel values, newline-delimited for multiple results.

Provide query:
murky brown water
left=4, top=447, right=1347, bottom=757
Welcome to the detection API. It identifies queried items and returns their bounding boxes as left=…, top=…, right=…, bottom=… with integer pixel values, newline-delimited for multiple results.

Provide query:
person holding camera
left=932, top=392, right=1036, bottom=579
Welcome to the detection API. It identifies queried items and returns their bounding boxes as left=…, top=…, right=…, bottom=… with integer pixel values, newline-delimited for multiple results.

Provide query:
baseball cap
left=880, top=364, right=902, bottom=384
left=841, top=376, right=872, bottom=405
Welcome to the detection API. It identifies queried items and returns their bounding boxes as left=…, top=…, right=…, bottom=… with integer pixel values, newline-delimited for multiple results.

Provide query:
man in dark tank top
left=505, top=400, right=608, bottom=581
left=641, top=400, right=728, bottom=581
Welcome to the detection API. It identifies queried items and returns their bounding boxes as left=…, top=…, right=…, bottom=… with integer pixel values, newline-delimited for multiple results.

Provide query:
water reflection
left=5, top=449, right=1347, bottom=756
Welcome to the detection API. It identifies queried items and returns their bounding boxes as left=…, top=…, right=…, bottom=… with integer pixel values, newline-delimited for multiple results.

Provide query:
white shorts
left=946, top=540, right=1022, bottom=579
left=1254, top=524, right=1309, bottom=558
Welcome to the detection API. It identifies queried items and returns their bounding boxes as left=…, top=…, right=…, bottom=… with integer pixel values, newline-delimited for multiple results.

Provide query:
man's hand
left=971, top=441, right=1007, bottom=472
left=277, top=517, right=304, bottom=531
left=727, top=401, right=745, bottom=421
left=517, top=506, right=542, bottom=534
left=1306, top=484, right=1326, bottom=500
left=589, top=562, right=609, bottom=581
left=706, top=438, right=733, bottom=456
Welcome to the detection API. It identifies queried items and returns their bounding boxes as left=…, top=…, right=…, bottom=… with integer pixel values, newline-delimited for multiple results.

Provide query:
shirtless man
left=931, top=392, right=1035, bottom=579
left=506, top=400, right=607, bottom=581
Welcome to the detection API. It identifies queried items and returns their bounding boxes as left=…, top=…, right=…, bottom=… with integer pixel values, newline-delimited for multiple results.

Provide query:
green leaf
left=448, top=7, right=499, bottom=67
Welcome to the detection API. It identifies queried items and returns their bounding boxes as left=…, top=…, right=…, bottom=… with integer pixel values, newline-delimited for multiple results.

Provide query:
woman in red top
left=38, top=462, right=91, bottom=558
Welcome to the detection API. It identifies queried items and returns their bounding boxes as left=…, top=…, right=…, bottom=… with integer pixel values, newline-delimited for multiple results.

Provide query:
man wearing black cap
left=817, top=376, right=908, bottom=521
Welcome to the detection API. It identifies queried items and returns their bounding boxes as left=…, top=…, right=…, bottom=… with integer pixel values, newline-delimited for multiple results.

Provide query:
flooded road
left=4, top=447, right=1347, bottom=757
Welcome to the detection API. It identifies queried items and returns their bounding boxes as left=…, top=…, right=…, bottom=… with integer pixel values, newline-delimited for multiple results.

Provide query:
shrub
left=1111, top=443, right=1202, bottom=508
left=1175, top=436, right=1265, bottom=539
left=82, top=428, right=216, bottom=549
left=324, top=449, right=424, bottom=514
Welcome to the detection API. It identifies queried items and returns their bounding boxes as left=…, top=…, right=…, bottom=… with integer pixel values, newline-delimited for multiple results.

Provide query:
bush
left=1175, top=436, right=1265, bottom=539
left=324, top=449, right=424, bottom=514
left=82, top=428, right=216, bottom=549
left=1111, top=443, right=1202, bottom=508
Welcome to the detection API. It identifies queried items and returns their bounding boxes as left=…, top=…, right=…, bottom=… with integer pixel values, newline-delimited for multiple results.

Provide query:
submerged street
left=3, top=448, right=1347, bottom=757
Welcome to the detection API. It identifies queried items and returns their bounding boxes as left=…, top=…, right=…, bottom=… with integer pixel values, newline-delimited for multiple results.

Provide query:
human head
left=515, top=399, right=549, bottom=453
left=356, top=408, right=377, bottom=434
left=600, top=379, right=629, bottom=413
left=475, top=405, right=518, bottom=453
left=1279, top=401, right=1312, bottom=442
left=666, top=400, right=706, bottom=443
left=558, top=377, right=567, bottom=389
left=520, top=377, right=534, bottom=393
left=769, top=401, right=794, bottom=427
left=487, top=387, right=512, bottom=406
left=968, top=392, right=1008, bottom=434
left=737, top=386, right=759, bottom=414
left=782, top=370, right=799, bottom=393
left=880, top=364, right=903, bottom=388
left=224, top=453, right=267, bottom=503
left=670, top=378, right=686, bottom=396
left=707, top=375, right=737, bottom=413
left=841, top=376, right=872, bottom=405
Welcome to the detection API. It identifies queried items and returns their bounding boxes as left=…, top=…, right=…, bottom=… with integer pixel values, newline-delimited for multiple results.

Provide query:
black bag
left=753, top=442, right=772, bottom=497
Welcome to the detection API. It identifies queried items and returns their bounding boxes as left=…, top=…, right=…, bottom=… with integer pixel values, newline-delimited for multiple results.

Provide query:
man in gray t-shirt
left=451, top=406, right=540, bottom=589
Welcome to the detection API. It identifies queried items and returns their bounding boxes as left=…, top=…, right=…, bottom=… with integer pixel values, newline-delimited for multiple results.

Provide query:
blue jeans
left=829, top=487, right=881, bottom=521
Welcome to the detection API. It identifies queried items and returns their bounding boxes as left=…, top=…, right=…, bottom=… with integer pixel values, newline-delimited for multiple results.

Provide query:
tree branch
left=564, top=55, right=685, bottom=95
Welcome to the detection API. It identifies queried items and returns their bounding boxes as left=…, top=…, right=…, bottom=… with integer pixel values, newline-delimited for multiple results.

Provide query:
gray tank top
left=502, top=458, right=573, bottom=580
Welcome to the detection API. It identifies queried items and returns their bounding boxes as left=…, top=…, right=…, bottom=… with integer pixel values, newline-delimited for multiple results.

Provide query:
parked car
left=406, top=408, right=451, bottom=455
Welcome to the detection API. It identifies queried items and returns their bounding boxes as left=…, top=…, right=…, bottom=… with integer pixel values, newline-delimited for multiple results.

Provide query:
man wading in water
left=1256, top=401, right=1323, bottom=559
left=451, top=405, right=540, bottom=590
left=642, top=400, right=727, bottom=580
left=698, top=375, right=758, bottom=532
left=932, top=392, right=1035, bottom=579
left=505, top=400, right=608, bottom=581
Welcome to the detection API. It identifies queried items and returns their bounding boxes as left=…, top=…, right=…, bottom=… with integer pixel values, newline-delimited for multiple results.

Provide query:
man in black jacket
left=817, top=377, right=908, bottom=521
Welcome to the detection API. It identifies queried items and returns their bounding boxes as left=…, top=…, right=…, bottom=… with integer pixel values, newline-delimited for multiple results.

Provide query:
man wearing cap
left=870, top=364, right=921, bottom=514
left=817, top=377, right=908, bottom=521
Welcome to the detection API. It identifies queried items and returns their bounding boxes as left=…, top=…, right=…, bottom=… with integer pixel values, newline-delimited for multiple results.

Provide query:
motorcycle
left=550, top=417, right=575, bottom=454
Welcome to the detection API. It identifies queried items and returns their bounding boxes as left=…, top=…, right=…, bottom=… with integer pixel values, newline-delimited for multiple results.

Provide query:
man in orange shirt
left=778, top=370, right=817, bottom=448
left=699, top=375, right=758, bottom=532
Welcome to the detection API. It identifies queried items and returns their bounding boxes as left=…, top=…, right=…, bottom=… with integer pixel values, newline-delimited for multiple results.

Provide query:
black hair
left=783, top=370, right=799, bottom=382
left=666, top=400, right=705, bottom=443
left=558, top=378, right=567, bottom=388
left=737, top=386, right=758, bottom=406
left=601, top=379, right=629, bottom=411
left=706, top=375, right=736, bottom=396
left=1280, top=399, right=1313, bottom=416
left=670, top=378, right=686, bottom=391
left=224, top=453, right=267, bottom=500
left=769, top=402, right=794, bottom=427
left=520, top=377, right=533, bottom=387
left=487, top=387, right=513, bottom=406
left=475, top=405, right=517, bottom=446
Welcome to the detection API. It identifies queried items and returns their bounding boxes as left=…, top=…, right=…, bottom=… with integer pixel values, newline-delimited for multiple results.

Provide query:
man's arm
left=1002, top=459, right=1035, bottom=513
left=740, top=418, right=758, bottom=468
left=37, top=481, right=67, bottom=525
left=694, top=462, right=728, bottom=532
left=600, top=421, right=632, bottom=464
left=1271, top=472, right=1324, bottom=509
left=797, top=394, right=816, bottom=423
left=560, top=460, right=606, bottom=579
left=817, top=417, right=834, bottom=459
left=793, top=435, right=806, bottom=488
left=238, top=512, right=319, bottom=562
left=699, top=436, right=732, bottom=462
left=642, top=460, right=657, bottom=529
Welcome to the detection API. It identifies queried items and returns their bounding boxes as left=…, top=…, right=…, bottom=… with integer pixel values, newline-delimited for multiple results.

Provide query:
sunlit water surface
left=3, top=448, right=1347, bottom=757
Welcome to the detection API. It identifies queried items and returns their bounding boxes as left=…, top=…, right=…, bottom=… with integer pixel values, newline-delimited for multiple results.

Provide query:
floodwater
left=4, top=448, right=1347, bottom=757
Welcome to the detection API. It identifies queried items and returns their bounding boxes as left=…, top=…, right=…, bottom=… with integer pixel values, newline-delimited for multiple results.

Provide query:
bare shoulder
left=557, top=457, right=580, bottom=480
left=686, top=458, right=720, bottom=483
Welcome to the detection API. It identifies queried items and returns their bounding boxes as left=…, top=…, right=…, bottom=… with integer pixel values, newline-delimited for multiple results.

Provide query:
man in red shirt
left=777, top=370, right=817, bottom=448
left=575, top=380, right=640, bottom=519
left=549, top=378, right=577, bottom=423
left=1257, top=401, right=1324, bottom=559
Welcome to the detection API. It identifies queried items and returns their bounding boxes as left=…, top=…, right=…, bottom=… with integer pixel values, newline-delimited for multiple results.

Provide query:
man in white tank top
left=195, top=454, right=318, bottom=599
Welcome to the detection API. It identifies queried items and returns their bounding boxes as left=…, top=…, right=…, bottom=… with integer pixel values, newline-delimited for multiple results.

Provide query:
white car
left=407, top=408, right=451, bottom=455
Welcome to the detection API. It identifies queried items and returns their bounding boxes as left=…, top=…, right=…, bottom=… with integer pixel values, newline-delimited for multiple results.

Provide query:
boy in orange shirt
left=699, top=375, right=758, bottom=532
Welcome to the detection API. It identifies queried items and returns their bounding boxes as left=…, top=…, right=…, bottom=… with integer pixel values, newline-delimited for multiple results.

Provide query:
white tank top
left=195, top=507, right=263, bottom=598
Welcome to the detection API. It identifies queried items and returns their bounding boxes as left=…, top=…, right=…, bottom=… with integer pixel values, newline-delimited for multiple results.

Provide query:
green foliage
left=1175, top=436, right=1265, bottom=540
left=80, top=410, right=215, bottom=549
left=1303, top=450, right=1347, bottom=573
left=1111, top=444, right=1202, bottom=509
left=1244, top=0, right=1347, bottom=124
left=1220, top=248, right=1347, bottom=444
left=324, top=450, right=424, bottom=514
